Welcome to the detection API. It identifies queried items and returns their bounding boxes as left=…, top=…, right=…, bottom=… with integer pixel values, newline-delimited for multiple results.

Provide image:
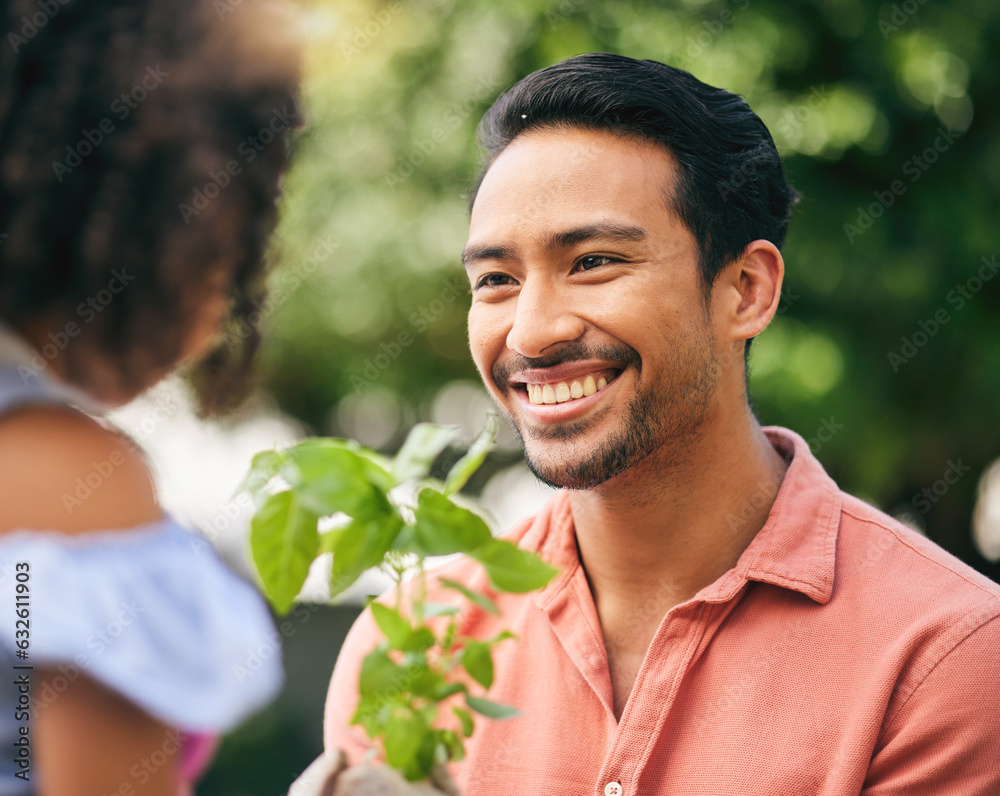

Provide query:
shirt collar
left=525, top=425, right=841, bottom=609
left=728, top=426, right=840, bottom=605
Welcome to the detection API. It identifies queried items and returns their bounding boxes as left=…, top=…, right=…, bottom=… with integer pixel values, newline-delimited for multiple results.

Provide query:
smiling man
left=324, top=54, right=1000, bottom=795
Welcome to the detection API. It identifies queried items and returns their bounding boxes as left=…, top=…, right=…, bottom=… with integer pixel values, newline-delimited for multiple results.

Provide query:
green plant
left=240, top=417, right=558, bottom=782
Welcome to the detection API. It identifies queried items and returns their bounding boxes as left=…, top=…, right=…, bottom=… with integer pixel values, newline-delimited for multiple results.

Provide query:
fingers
left=288, top=749, right=348, bottom=796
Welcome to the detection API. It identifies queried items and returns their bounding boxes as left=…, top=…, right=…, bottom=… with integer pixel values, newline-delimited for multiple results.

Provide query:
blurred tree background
left=200, top=0, right=1000, bottom=791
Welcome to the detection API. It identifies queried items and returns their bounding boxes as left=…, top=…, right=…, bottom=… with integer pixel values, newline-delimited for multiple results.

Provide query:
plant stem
left=415, top=557, right=426, bottom=623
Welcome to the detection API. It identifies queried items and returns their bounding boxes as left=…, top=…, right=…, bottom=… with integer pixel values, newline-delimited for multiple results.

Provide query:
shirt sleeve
left=862, top=610, right=1000, bottom=795
left=323, top=604, right=381, bottom=766
left=0, top=520, right=283, bottom=732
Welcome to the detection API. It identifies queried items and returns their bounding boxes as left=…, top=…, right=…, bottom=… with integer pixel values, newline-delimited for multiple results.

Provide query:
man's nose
left=505, top=276, right=585, bottom=358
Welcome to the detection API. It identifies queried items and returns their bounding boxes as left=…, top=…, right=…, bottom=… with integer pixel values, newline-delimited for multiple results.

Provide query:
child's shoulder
left=0, top=405, right=160, bottom=535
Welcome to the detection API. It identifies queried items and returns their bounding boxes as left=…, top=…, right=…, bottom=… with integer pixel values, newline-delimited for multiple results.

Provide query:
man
left=323, top=54, right=1000, bottom=795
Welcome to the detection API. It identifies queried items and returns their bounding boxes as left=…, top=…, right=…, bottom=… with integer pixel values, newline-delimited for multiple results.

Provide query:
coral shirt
left=324, top=427, right=1000, bottom=795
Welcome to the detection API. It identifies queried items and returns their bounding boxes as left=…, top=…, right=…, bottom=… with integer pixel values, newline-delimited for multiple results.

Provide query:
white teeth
left=527, top=372, right=613, bottom=404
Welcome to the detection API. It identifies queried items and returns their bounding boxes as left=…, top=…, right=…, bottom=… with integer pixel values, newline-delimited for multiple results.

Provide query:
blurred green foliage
left=260, top=0, right=1000, bottom=582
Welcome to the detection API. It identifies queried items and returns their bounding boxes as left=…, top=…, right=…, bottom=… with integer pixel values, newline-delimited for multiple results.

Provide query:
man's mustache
left=491, top=342, right=641, bottom=390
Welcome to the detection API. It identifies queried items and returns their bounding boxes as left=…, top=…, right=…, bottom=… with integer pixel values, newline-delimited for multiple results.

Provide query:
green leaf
left=282, top=440, right=388, bottom=517
left=289, top=437, right=391, bottom=482
left=405, top=662, right=447, bottom=699
left=358, top=645, right=406, bottom=697
left=465, top=694, right=520, bottom=720
left=250, top=490, right=319, bottom=614
left=443, top=415, right=498, bottom=495
left=239, top=448, right=285, bottom=491
left=434, top=682, right=468, bottom=700
left=452, top=706, right=474, bottom=737
left=327, top=511, right=404, bottom=599
left=400, top=626, right=436, bottom=652
left=370, top=603, right=411, bottom=649
left=394, top=489, right=492, bottom=556
left=391, top=423, right=460, bottom=483
left=438, top=729, right=465, bottom=762
left=383, top=710, right=430, bottom=772
left=422, top=601, right=460, bottom=617
left=402, top=726, right=438, bottom=782
left=469, top=538, right=559, bottom=593
left=461, top=640, right=493, bottom=689
left=236, top=449, right=287, bottom=507
left=439, top=577, right=501, bottom=614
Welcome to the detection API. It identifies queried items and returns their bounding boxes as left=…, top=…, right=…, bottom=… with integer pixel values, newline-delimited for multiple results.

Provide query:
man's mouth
left=513, top=367, right=620, bottom=406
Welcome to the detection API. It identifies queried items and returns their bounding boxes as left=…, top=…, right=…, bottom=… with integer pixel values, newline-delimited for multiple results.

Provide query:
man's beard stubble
left=493, top=339, right=720, bottom=490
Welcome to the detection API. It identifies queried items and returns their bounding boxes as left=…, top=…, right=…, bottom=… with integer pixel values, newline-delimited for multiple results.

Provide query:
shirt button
left=604, top=783, right=623, bottom=796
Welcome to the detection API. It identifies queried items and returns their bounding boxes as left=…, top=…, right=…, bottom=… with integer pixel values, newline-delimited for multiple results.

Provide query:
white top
left=0, top=323, right=283, bottom=794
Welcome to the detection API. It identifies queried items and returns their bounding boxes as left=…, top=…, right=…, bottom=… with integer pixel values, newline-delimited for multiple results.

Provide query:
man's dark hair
left=471, top=53, right=798, bottom=352
left=0, top=0, right=300, bottom=414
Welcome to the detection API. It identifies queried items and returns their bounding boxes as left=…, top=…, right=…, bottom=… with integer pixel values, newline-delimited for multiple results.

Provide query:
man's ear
left=716, top=239, right=784, bottom=345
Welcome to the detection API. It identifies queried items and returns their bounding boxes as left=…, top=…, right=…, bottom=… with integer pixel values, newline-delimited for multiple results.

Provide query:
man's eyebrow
left=461, top=223, right=647, bottom=268
left=547, top=223, right=647, bottom=249
left=461, top=243, right=515, bottom=269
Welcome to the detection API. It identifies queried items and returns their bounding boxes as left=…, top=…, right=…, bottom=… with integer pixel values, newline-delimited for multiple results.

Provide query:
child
left=0, top=0, right=301, bottom=793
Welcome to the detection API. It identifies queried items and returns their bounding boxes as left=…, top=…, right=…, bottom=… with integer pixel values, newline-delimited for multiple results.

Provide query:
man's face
left=464, top=127, right=722, bottom=489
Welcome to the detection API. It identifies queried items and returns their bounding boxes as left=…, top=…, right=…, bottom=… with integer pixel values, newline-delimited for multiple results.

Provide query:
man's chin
left=523, top=447, right=627, bottom=491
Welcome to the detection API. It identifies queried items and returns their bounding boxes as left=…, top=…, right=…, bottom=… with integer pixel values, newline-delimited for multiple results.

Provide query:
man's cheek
left=467, top=312, right=501, bottom=369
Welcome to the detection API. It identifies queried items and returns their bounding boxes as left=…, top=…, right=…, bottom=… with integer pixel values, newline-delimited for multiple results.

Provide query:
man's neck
left=569, top=407, right=788, bottom=627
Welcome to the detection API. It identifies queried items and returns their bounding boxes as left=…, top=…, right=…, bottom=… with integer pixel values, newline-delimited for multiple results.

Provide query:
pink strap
left=177, top=732, right=219, bottom=794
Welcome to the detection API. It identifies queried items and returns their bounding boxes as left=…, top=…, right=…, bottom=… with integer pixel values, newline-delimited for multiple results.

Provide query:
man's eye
left=475, top=273, right=514, bottom=289
left=576, top=255, right=616, bottom=271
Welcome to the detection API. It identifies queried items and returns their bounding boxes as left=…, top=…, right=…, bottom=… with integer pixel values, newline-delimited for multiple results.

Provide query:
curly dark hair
left=0, top=0, right=301, bottom=414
